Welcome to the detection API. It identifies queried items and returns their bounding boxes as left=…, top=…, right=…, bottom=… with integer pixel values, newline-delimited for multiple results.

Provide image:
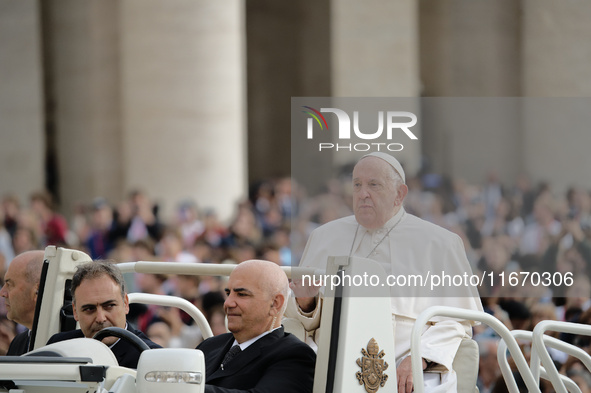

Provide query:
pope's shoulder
left=309, top=215, right=358, bottom=234
left=402, top=211, right=463, bottom=243
left=309, top=212, right=462, bottom=243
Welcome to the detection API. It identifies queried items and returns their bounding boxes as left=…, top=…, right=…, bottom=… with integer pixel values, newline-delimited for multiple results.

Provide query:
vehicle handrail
left=541, top=368, right=582, bottom=393
left=498, top=330, right=588, bottom=393
left=531, top=321, right=591, bottom=393
left=411, top=306, right=540, bottom=393
left=128, top=293, right=214, bottom=339
left=117, top=261, right=319, bottom=279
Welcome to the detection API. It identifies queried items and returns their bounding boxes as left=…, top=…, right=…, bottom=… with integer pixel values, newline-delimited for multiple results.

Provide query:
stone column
left=420, top=0, right=521, bottom=97
left=522, top=0, right=591, bottom=96
left=330, top=0, right=421, bottom=177
left=120, top=0, right=246, bottom=221
left=521, top=1, right=591, bottom=190
left=246, top=0, right=331, bottom=183
left=44, top=0, right=123, bottom=213
left=0, top=0, right=45, bottom=203
left=332, top=0, right=419, bottom=97
left=44, top=0, right=246, bottom=221
left=522, top=98, right=591, bottom=193
left=418, top=0, right=522, bottom=184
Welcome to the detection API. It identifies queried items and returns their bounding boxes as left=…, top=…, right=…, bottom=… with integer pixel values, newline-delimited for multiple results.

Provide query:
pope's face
left=72, top=274, right=129, bottom=346
left=352, top=157, right=407, bottom=230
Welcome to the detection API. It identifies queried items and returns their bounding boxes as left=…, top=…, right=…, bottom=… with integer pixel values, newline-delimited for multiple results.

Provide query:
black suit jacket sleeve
left=47, top=328, right=85, bottom=344
left=196, top=327, right=316, bottom=393
left=7, top=330, right=30, bottom=356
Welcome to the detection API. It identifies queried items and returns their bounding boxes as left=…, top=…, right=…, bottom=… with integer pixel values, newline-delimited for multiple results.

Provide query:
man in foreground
left=197, top=259, right=316, bottom=393
left=0, top=250, right=44, bottom=355
left=47, top=260, right=160, bottom=368
left=288, top=152, right=483, bottom=392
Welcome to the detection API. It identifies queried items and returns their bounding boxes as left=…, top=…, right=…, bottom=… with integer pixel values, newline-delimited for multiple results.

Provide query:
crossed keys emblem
left=356, top=338, right=389, bottom=393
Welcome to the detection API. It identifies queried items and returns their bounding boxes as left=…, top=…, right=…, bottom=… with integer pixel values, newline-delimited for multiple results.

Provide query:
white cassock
left=286, top=207, right=484, bottom=392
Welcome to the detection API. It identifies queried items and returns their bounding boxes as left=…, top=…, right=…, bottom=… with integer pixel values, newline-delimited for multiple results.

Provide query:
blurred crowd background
left=3, top=1, right=591, bottom=392
left=2, top=167, right=591, bottom=391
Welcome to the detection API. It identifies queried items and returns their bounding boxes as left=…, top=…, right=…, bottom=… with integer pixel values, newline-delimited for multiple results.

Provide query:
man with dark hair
left=0, top=250, right=44, bottom=355
left=47, top=260, right=160, bottom=368
left=196, top=259, right=316, bottom=393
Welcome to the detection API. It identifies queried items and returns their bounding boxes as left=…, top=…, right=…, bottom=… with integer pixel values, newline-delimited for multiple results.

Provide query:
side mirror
left=136, top=348, right=205, bottom=393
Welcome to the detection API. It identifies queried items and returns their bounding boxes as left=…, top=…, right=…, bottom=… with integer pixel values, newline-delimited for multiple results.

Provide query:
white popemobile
left=0, top=246, right=589, bottom=393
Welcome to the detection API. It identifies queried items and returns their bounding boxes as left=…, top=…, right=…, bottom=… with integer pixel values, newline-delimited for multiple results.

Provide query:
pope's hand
left=290, top=278, right=321, bottom=313
left=397, top=356, right=427, bottom=393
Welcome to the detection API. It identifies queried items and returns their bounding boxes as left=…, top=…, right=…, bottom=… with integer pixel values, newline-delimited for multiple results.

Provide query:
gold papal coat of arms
left=356, top=338, right=389, bottom=393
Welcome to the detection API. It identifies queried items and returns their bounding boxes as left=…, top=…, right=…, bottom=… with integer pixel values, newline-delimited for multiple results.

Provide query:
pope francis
left=287, top=152, right=483, bottom=393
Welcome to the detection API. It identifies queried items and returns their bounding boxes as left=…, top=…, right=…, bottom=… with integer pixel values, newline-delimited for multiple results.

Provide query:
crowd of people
left=1, top=167, right=591, bottom=391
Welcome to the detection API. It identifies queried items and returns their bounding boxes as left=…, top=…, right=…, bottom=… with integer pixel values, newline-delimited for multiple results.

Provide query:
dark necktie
left=220, top=345, right=241, bottom=370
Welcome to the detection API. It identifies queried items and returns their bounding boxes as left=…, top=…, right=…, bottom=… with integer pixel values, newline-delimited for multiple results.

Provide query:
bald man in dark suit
left=196, top=260, right=315, bottom=393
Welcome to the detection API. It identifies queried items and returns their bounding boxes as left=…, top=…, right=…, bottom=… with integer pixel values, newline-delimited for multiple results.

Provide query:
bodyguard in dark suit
left=1, top=250, right=45, bottom=356
left=45, top=260, right=160, bottom=368
left=196, top=260, right=315, bottom=393
left=47, top=322, right=159, bottom=369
